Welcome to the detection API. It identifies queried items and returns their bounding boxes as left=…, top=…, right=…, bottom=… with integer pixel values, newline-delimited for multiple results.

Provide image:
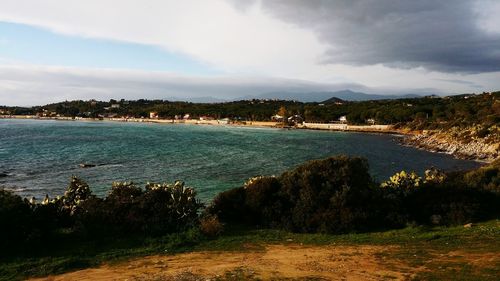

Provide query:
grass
left=0, top=220, right=498, bottom=281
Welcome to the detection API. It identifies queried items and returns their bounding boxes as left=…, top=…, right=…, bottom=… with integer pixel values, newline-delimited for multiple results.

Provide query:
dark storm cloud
left=235, top=0, right=500, bottom=72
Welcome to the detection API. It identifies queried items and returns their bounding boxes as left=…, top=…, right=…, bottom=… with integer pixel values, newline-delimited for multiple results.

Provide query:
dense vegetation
left=0, top=178, right=203, bottom=257
left=2, top=92, right=498, bottom=129
left=1, top=156, right=498, bottom=256
left=209, top=156, right=499, bottom=233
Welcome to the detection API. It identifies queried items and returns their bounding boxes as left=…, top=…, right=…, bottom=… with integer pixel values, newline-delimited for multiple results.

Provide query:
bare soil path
left=29, top=242, right=500, bottom=281
left=29, top=244, right=419, bottom=281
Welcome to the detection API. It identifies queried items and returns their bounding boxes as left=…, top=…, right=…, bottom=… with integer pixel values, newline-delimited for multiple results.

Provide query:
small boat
left=79, top=163, right=96, bottom=168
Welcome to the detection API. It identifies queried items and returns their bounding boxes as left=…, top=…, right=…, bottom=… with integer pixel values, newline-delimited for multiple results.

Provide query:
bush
left=210, top=187, right=248, bottom=223
left=199, top=214, right=224, bottom=237
left=76, top=180, right=204, bottom=236
left=210, top=156, right=500, bottom=232
left=463, top=159, right=500, bottom=193
left=209, top=156, right=381, bottom=233
left=405, top=182, right=498, bottom=225
left=381, top=170, right=422, bottom=196
left=0, top=189, right=32, bottom=248
left=279, top=156, right=377, bottom=232
left=62, top=176, right=93, bottom=215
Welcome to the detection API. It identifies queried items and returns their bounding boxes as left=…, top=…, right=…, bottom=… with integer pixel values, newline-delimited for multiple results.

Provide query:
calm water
left=0, top=119, right=480, bottom=201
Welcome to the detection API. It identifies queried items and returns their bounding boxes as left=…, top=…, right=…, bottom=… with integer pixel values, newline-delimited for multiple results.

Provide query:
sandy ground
left=30, top=245, right=419, bottom=281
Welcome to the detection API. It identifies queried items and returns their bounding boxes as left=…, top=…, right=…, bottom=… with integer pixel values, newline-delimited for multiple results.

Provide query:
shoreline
left=0, top=114, right=399, bottom=133
left=1, top=115, right=496, bottom=163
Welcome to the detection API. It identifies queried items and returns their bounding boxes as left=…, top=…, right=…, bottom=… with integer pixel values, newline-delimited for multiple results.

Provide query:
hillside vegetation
left=2, top=92, right=498, bottom=129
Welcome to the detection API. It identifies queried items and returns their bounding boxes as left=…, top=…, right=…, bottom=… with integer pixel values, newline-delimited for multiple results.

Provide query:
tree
left=277, top=106, right=287, bottom=125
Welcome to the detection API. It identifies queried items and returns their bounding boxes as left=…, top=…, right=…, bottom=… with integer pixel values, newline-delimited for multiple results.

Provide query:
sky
left=0, top=0, right=499, bottom=106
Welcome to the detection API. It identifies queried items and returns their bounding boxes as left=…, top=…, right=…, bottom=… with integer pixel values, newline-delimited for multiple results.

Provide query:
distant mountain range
left=243, top=90, right=423, bottom=102
left=166, top=96, right=229, bottom=103
left=173, top=90, right=426, bottom=103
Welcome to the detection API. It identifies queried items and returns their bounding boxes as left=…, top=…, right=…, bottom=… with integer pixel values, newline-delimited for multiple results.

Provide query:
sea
left=0, top=119, right=480, bottom=201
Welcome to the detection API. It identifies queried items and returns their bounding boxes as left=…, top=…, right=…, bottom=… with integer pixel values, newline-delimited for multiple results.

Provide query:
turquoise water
left=0, top=119, right=480, bottom=201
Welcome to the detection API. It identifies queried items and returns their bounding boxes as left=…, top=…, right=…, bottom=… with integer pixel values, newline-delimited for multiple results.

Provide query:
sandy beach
left=0, top=115, right=396, bottom=133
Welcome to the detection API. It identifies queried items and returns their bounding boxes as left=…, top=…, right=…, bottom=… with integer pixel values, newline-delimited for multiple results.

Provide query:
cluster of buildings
left=36, top=109, right=59, bottom=117
left=147, top=111, right=378, bottom=126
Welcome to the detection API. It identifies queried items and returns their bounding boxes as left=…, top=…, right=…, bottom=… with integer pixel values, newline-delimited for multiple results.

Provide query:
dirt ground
left=33, top=241, right=500, bottom=281
left=29, top=244, right=498, bottom=281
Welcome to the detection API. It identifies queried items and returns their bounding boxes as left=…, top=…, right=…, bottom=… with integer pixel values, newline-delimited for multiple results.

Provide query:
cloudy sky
left=1, top=0, right=499, bottom=106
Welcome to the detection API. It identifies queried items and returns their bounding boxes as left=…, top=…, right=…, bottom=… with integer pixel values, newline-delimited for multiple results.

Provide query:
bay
left=0, top=119, right=480, bottom=201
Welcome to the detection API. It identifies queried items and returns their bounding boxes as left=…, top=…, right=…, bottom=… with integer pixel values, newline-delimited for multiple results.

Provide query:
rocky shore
left=402, top=129, right=499, bottom=162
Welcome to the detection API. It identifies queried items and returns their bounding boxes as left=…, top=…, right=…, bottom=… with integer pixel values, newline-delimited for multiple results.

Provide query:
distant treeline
left=1, top=92, right=498, bottom=129
left=1, top=155, right=499, bottom=257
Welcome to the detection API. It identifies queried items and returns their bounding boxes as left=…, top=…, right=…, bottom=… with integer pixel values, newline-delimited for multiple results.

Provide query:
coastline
left=1, top=115, right=496, bottom=163
left=0, top=114, right=398, bottom=133
left=400, top=130, right=498, bottom=163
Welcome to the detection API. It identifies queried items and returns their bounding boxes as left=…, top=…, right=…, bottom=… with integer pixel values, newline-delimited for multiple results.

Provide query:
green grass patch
left=0, top=220, right=498, bottom=281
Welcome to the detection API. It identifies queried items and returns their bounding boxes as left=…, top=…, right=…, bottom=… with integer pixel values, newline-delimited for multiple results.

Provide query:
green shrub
left=138, top=181, right=203, bottom=234
left=62, top=176, right=93, bottom=215
left=199, top=214, right=224, bottom=237
left=0, top=189, right=32, bottom=249
left=209, top=186, right=249, bottom=223
left=405, top=182, right=498, bottom=225
left=381, top=170, right=422, bottom=196
left=278, top=156, right=377, bottom=232
left=400, top=164, right=499, bottom=225
left=209, top=156, right=381, bottom=233
left=76, top=180, right=203, bottom=236
left=463, top=159, right=499, bottom=193
left=210, top=156, right=499, bottom=232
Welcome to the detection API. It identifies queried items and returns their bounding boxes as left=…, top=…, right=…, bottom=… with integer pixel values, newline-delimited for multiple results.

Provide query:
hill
left=321, top=96, right=345, bottom=104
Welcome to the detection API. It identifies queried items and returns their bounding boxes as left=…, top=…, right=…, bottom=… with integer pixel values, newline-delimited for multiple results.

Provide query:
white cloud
left=0, top=0, right=326, bottom=77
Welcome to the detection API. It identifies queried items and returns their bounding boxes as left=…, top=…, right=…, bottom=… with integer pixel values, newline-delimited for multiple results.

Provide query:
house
left=111, top=104, right=120, bottom=109
left=287, top=115, right=304, bottom=125
left=271, top=114, right=284, bottom=122
left=199, top=116, right=214, bottom=121
left=339, top=116, right=347, bottom=123
left=149, top=112, right=159, bottom=119
left=366, top=118, right=376, bottom=125
left=218, top=118, right=230, bottom=124
left=183, top=114, right=191, bottom=120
